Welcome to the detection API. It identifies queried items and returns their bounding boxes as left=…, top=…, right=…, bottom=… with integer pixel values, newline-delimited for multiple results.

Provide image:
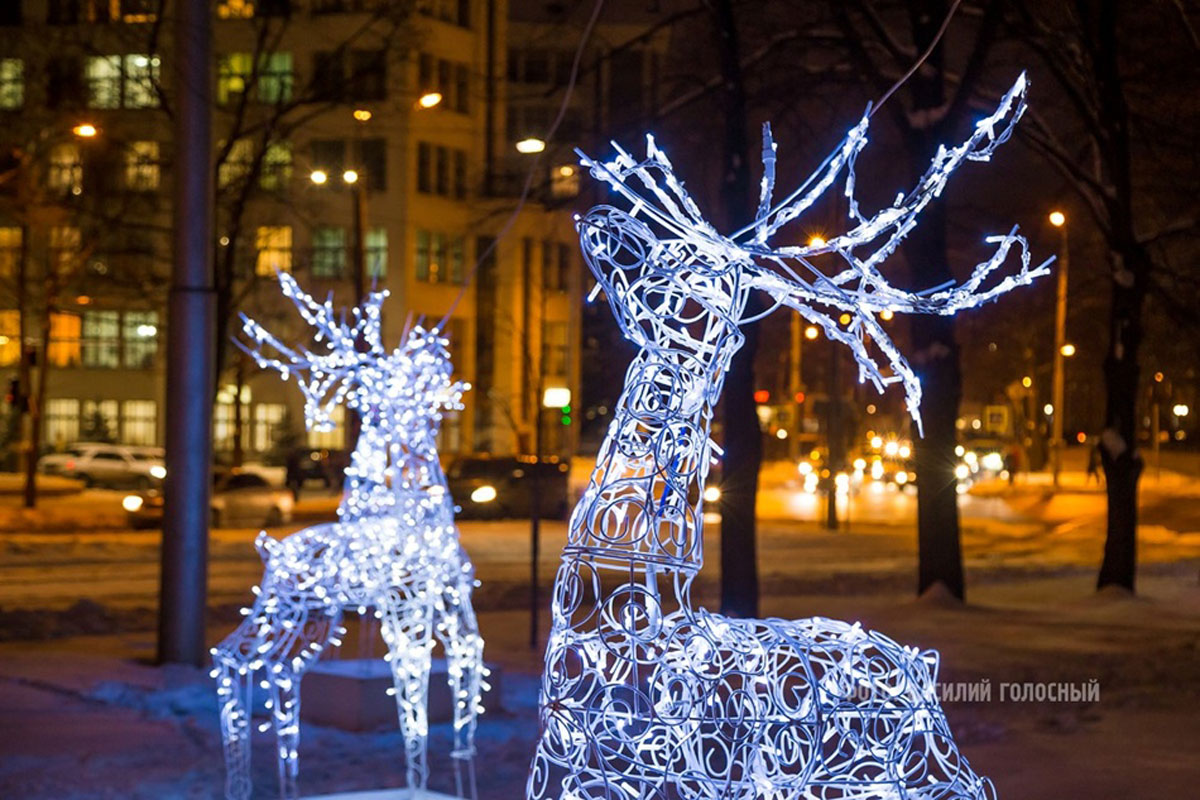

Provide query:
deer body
left=530, top=77, right=1044, bottom=800
left=213, top=286, right=483, bottom=800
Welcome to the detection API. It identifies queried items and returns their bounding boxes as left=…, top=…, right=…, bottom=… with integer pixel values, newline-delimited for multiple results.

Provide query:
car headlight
left=954, top=464, right=970, bottom=481
left=470, top=485, right=497, bottom=503
left=894, top=470, right=909, bottom=485
left=149, top=465, right=166, bottom=480
left=703, top=486, right=721, bottom=503
left=122, top=495, right=144, bottom=512
left=982, top=452, right=1004, bottom=472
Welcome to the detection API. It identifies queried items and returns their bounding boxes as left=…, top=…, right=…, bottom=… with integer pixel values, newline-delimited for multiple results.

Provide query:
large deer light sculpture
left=528, top=75, right=1047, bottom=800
left=213, top=274, right=484, bottom=800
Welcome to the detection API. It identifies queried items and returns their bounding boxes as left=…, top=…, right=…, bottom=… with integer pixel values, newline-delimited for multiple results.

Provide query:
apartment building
left=0, top=0, right=582, bottom=463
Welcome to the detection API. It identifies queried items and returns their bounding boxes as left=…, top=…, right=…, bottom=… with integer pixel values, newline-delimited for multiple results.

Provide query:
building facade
left=0, top=0, right=582, bottom=465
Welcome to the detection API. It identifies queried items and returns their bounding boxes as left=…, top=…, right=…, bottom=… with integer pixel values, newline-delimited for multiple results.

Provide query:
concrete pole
left=1051, top=225, right=1069, bottom=488
left=158, top=0, right=215, bottom=667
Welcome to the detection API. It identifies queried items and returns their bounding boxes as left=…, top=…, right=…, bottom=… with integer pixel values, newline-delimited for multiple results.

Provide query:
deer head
left=577, top=74, right=1050, bottom=432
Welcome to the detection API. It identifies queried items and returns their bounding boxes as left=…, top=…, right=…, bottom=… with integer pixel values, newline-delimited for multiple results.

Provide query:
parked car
left=446, top=456, right=570, bottom=519
left=285, top=448, right=349, bottom=491
left=40, top=443, right=166, bottom=488
left=122, top=469, right=295, bottom=529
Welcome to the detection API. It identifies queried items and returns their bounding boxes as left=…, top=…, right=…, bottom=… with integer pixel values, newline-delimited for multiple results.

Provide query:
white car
left=40, top=443, right=166, bottom=489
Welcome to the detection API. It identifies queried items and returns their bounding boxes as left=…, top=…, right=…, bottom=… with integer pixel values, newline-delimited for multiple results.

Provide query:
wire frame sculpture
left=527, top=75, right=1047, bottom=800
left=212, top=274, right=485, bottom=800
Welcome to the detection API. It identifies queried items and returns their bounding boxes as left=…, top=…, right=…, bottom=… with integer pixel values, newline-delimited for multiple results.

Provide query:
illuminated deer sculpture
left=213, top=274, right=484, bottom=800
left=528, top=75, right=1047, bottom=800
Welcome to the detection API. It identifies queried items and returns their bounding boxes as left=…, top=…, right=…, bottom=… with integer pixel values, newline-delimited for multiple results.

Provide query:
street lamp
left=72, top=123, right=98, bottom=138
left=309, top=169, right=328, bottom=185
left=1048, top=210, right=1069, bottom=487
left=417, top=91, right=442, bottom=109
left=516, top=137, right=546, bottom=154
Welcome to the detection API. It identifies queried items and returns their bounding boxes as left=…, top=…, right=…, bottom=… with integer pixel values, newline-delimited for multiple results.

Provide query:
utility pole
left=1049, top=211, right=1069, bottom=488
left=159, top=0, right=215, bottom=667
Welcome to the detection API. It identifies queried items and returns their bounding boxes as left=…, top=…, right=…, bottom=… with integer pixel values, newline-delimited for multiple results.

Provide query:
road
left=2, top=464, right=1198, bottom=625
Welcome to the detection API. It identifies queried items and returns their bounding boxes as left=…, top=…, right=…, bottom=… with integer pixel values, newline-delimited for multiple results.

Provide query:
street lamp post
left=531, top=386, right=571, bottom=649
left=1049, top=211, right=1069, bottom=488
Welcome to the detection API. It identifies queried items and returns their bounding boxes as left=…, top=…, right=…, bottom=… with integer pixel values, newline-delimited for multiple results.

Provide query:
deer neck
left=564, top=326, right=743, bottom=577
left=339, top=417, right=447, bottom=523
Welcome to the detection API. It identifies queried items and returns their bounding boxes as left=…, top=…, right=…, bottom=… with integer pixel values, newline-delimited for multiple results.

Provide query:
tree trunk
left=1089, top=0, right=1145, bottom=594
left=708, top=0, right=761, bottom=619
left=231, top=353, right=245, bottom=467
left=904, top=0, right=965, bottom=600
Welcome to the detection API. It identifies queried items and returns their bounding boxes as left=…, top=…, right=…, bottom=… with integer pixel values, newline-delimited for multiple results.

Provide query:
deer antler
left=576, top=74, right=1049, bottom=433
left=238, top=273, right=390, bottom=431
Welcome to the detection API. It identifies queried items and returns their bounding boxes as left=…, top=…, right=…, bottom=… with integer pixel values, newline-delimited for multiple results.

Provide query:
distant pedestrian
left=1004, top=443, right=1021, bottom=486
left=285, top=448, right=303, bottom=501
left=1087, top=442, right=1104, bottom=486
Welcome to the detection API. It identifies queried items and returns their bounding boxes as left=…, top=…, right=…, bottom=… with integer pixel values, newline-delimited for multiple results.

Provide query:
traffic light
left=6, top=378, right=26, bottom=412
left=560, top=404, right=571, bottom=426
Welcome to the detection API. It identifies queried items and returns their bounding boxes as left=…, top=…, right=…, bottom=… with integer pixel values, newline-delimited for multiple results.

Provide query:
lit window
left=85, top=54, right=160, bottom=109
left=311, top=227, right=346, bottom=278
left=258, top=52, right=293, bottom=104
left=82, top=310, right=120, bottom=368
left=366, top=228, right=388, bottom=278
left=0, top=228, right=21, bottom=278
left=124, top=141, right=159, bottom=191
left=217, top=53, right=253, bottom=105
left=48, top=146, right=83, bottom=195
left=217, top=0, right=255, bottom=18
left=85, top=56, right=121, bottom=108
left=307, top=405, right=345, bottom=449
left=0, top=59, right=23, bottom=109
left=81, top=399, right=119, bottom=441
left=48, top=226, right=81, bottom=274
left=123, top=310, right=158, bottom=368
left=45, top=399, right=81, bottom=447
left=123, top=54, right=160, bottom=107
left=48, top=312, right=81, bottom=367
left=218, top=138, right=254, bottom=188
left=260, top=140, right=292, bottom=190
left=255, top=226, right=292, bottom=275
left=121, top=400, right=157, bottom=445
left=253, top=403, right=286, bottom=452
left=0, top=310, right=18, bottom=366
left=218, top=52, right=293, bottom=105
left=414, top=229, right=461, bottom=284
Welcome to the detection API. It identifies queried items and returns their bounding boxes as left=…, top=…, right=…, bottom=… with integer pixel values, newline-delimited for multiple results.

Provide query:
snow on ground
left=1, top=459, right=1199, bottom=798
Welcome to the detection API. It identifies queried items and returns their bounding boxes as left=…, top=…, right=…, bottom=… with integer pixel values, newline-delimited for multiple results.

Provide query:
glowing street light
left=342, top=169, right=359, bottom=185
left=880, top=309, right=894, bottom=321
left=352, top=108, right=373, bottom=122
left=1060, top=343, right=1076, bottom=357
left=1048, top=210, right=1066, bottom=227
left=804, top=325, right=819, bottom=340
left=1044, top=403, right=1054, bottom=416
left=309, top=169, right=329, bottom=185
left=516, top=137, right=546, bottom=154
left=1021, top=375, right=1033, bottom=389
left=73, top=123, right=98, bottom=138
left=1174, top=404, right=1190, bottom=417
left=417, top=92, right=442, bottom=109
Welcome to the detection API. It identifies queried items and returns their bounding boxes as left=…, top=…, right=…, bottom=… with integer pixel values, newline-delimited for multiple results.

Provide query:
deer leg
left=436, top=575, right=484, bottom=760
left=268, top=671, right=302, bottom=800
left=215, top=662, right=254, bottom=800
left=380, top=590, right=435, bottom=791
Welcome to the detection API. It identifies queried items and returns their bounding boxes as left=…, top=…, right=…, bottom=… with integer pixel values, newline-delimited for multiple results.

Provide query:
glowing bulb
left=353, top=108, right=373, bottom=121
left=703, top=486, right=721, bottom=502
left=804, top=326, right=819, bottom=340
left=880, top=309, right=894, bottom=321
left=1021, top=376, right=1033, bottom=389
left=516, top=137, right=546, bottom=154
left=417, top=92, right=442, bottom=109
left=73, top=123, right=98, bottom=138
left=122, top=495, right=143, bottom=512
left=1049, top=210, right=1066, bottom=227
left=310, top=169, right=328, bottom=185
left=1060, top=343, right=1076, bottom=357
left=808, top=235, right=827, bottom=248
left=342, top=169, right=359, bottom=184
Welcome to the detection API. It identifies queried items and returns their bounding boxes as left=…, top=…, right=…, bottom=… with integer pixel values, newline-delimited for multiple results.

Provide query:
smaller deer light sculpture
left=528, top=75, right=1047, bottom=800
left=213, top=274, right=484, bottom=800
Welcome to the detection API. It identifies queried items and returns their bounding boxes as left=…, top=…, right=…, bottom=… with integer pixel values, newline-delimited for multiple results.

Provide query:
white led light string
left=213, top=274, right=486, bottom=800
left=527, top=75, right=1047, bottom=800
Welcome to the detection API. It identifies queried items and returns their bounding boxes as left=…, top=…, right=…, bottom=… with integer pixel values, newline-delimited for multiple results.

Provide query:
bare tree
left=1009, top=0, right=1200, bottom=592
